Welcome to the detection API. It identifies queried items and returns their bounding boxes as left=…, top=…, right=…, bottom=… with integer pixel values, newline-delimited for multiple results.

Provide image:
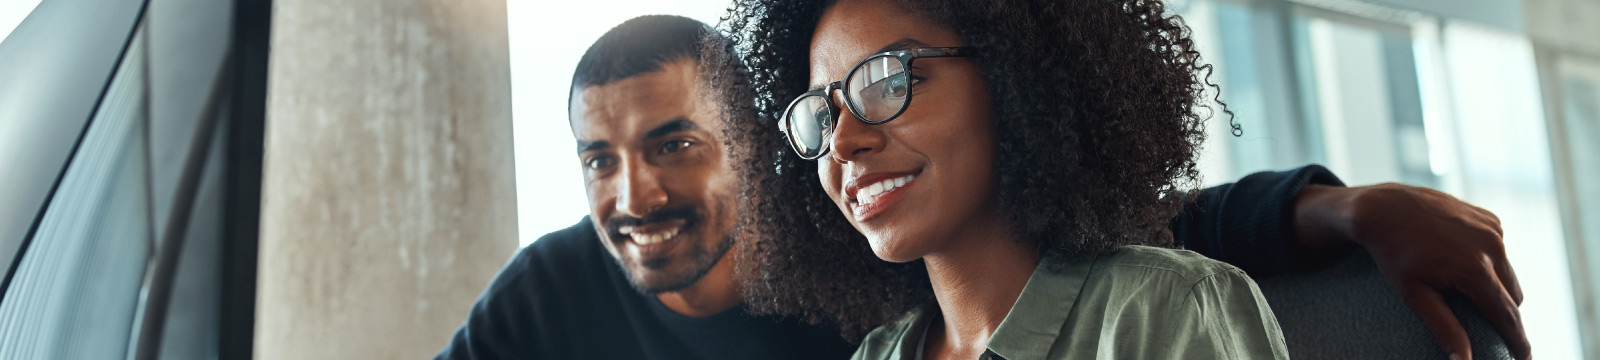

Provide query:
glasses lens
left=844, top=55, right=910, bottom=122
left=785, top=95, right=833, bottom=158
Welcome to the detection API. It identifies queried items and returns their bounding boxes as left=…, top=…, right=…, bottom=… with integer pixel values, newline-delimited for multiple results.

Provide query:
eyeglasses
left=779, top=47, right=973, bottom=160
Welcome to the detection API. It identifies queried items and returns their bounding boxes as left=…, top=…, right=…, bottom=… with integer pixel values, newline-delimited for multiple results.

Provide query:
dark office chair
left=1256, top=249, right=1514, bottom=360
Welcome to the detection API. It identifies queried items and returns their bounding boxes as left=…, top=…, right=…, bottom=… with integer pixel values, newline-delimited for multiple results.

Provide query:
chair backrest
left=1254, top=249, right=1513, bottom=360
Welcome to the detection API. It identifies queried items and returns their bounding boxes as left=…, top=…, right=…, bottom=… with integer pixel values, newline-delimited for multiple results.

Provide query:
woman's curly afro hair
left=707, top=0, right=1232, bottom=340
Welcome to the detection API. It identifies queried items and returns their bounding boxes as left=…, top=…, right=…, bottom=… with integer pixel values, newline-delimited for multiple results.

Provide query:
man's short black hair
left=570, top=15, right=712, bottom=98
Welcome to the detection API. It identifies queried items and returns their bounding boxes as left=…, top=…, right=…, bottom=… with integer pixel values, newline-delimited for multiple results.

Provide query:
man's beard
left=627, top=232, right=735, bottom=295
left=604, top=204, right=737, bottom=295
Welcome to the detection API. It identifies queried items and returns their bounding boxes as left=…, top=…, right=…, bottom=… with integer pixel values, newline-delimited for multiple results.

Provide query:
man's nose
left=615, top=158, right=669, bottom=218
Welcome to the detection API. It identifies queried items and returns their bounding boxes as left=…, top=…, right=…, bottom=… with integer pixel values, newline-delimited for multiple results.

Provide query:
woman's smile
left=845, top=168, right=921, bottom=221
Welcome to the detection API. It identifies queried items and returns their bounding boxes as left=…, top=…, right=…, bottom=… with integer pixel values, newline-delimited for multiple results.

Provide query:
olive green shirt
left=851, top=245, right=1289, bottom=360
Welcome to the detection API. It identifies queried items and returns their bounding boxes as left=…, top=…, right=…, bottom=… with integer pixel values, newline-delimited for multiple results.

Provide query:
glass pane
left=0, top=28, right=150, bottom=359
left=1298, top=15, right=1433, bottom=187
left=0, top=0, right=43, bottom=45
left=1562, top=76, right=1600, bottom=248
left=1443, top=22, right=1580, bottom=359
left=1177, top=0, right=1319, bottom=185
left=1559, top=58, right=1600, bottom=360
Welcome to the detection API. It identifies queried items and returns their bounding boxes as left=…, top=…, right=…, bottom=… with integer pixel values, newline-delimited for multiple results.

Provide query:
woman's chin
left=868, top=237, right=925, bottom=263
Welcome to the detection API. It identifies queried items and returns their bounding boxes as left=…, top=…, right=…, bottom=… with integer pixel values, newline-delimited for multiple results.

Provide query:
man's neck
left=655, top=245, right=743, bottom=317
left=922, top=220, right=1039, bottom=360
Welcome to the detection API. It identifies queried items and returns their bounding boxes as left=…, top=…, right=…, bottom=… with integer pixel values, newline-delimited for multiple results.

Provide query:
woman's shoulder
left=1070, top=249, right=1287, bottom=359
left=851, top=306, right=932, bottom=360
left=1092, top=245, right=1251, bottom=287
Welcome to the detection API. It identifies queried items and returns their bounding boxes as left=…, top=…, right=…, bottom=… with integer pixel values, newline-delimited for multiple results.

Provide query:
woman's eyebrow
left=876, top=38, right=929, bottom=54
left=808, top=38, right=932, bottom=90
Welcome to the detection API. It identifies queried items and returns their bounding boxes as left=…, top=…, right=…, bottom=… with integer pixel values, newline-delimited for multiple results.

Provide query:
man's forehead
left=569, top=61, right=714, bottom=139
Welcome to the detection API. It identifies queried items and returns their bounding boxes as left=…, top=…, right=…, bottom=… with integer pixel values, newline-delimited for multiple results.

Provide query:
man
left=437, top=15, right=1527, bottom=359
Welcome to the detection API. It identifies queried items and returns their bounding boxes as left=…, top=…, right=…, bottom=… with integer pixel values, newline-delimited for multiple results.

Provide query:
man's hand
left=1295, top=183, right=1531, bottom=360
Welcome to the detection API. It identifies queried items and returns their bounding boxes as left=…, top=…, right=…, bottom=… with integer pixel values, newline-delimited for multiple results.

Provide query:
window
left=0, top=26, right=150, bottom=360
left=1180, top=0, right=1582, bottom=357
left=1295, top=10, right=1434, bottom=188
left=1555, top=56, right=1600, bottom=359
left=0, top=0, right=264, bottom=357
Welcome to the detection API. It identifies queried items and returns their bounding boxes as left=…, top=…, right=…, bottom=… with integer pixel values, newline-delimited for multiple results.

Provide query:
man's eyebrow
left=644, top=118, right=699, bottom=140
left=876, top=38, right=929, bottom=54
left=577, top=140, right=609, bottom=153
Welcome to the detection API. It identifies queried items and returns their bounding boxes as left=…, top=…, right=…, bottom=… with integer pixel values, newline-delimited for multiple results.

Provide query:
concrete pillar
left=257, top=0, right=517, bottom=358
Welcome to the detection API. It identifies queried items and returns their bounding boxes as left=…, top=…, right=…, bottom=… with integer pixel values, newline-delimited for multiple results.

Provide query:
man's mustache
left=605, top=205, right=702, bottom=238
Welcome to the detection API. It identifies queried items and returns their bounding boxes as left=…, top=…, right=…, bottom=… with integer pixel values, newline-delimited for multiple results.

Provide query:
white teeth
left=629, top=227, right=680, bottom=245
left=854, top=174, right=916, bottom=206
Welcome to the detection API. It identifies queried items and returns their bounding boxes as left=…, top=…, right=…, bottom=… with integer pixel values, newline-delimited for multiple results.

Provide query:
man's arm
left=1172, top=165, right=1346, bottom=275
left=1173, top=165, right=1531, bottom=360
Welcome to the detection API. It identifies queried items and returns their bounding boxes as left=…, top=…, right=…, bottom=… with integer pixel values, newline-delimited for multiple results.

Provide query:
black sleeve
left=435, top=248, right=544, bottom=360
left=1171, top=164, right=1346, bottom=276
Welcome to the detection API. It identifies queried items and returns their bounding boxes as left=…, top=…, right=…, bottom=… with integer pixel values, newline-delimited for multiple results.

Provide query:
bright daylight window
left=0, top=0, right=45, bottom=44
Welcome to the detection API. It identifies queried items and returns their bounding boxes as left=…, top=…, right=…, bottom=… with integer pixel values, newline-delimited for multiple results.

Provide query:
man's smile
left=618, top=219, right=687, bottom=245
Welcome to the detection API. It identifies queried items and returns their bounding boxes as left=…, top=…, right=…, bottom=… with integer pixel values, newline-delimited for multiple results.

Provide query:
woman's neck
left=921, top=218, right=1039, bottom=360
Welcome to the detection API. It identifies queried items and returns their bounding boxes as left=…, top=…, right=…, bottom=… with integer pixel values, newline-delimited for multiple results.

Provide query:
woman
left=714, top=0, right=1288, bottom=358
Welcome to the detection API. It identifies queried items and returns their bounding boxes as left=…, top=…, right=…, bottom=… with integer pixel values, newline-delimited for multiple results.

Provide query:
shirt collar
left=904, top=307, right=935, bottom=359
left=984, top=251, right=1103, bottom=360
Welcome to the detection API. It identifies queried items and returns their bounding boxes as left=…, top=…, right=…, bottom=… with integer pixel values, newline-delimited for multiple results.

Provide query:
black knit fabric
left=1175, top=164, right=1348, bottom=276
left=434, top=217, right=854, bottom=360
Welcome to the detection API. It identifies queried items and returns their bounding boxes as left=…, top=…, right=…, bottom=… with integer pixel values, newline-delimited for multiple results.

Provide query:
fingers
left=1461, top=279, right=1533, bottom=360
left=1495, top=257, right=1524, bottom=305
left=1400, top=284, right=1474, bottom=360
left=1475, top=206, right=1504, bottom=237
left=1466, top=203, right=1518, bottom=304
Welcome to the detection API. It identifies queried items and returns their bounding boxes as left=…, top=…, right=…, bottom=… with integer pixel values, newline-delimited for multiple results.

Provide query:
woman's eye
left=585, top=156, right=615, bottom=170
left=886, top=74, right=910, bottom=98
left=867, top=73, right=914, bottom=99
left=660, top=140, right=695, bottom=154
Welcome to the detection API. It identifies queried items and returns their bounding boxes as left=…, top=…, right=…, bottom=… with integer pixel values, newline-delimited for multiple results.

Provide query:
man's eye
left=585, top=156, right=616, bottom=170
left=660, top=140, right=695, bottom=154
